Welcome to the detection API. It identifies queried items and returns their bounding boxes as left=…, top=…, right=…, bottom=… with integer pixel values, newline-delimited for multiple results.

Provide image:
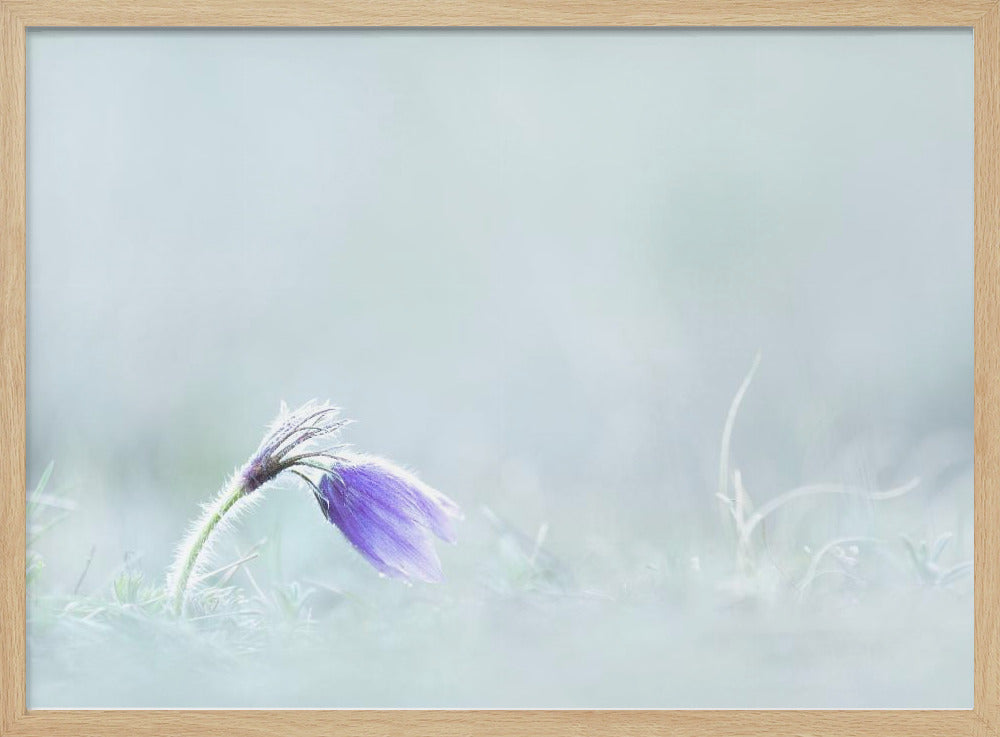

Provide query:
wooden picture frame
left=1, top=1, right=997, bottom=734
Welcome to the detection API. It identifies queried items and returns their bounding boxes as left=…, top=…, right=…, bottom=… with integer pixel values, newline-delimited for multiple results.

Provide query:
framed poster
left=1, top=1, right=997, bottom=735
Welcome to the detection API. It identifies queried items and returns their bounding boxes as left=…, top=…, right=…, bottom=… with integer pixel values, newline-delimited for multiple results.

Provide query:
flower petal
left=319, top=472, right=445, bottom=582
left=339, top=457, right=461, bottom=543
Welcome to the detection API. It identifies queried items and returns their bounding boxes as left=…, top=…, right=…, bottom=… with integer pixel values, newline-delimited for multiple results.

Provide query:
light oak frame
left=1, top=1, right=997, bottom=734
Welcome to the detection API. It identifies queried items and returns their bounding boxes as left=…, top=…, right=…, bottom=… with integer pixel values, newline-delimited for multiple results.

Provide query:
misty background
left=25, top=29, right=973, bottom=707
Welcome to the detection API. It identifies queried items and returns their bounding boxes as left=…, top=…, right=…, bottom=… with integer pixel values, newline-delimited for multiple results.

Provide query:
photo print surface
left=26, top=28, right=973, bottom=707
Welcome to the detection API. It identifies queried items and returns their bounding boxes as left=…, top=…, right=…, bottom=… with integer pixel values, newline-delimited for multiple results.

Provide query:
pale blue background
left=26, top=29, right=973, bottom=707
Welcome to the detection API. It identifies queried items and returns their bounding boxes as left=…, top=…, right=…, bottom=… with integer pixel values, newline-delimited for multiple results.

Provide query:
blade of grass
left=718, top=352, right=761, bottom=509
left=739, top=478, right=919, bottom=551
left=27, top=461, right=54, bottom=507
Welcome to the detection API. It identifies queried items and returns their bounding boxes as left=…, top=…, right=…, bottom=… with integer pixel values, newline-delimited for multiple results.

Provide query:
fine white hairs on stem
left=167, top=401, right=349, bottom=616
left=166, top=400, right=461, bottom=616
left=165, top=474, right=262, bottom=613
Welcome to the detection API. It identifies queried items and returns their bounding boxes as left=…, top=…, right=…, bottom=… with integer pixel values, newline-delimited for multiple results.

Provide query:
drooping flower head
left=239, top=402, right=460, bottom=582
left=316, top=456, right=462, bottom=582
left=168, top=401, right=460, bottom=614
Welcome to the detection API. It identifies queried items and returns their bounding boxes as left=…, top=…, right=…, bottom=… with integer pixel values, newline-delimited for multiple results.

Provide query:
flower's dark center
left=240, top=455, right=279, bottom=493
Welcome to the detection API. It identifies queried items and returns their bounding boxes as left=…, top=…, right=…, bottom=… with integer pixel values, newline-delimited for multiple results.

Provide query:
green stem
left=169, top=477, right=247, bottom=616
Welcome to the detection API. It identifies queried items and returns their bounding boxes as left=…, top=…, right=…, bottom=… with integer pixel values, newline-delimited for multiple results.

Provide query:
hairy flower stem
left=169, top=478, right=247, bottom=616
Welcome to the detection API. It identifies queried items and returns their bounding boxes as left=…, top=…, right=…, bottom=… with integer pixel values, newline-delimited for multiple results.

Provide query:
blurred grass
left=25, top=365, right=973, bottom=707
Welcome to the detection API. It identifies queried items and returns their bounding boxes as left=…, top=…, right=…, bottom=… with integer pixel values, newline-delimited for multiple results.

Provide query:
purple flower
left=317, top=456, right=461, bottom=583
left=169, top=401, right=460, bottom=614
